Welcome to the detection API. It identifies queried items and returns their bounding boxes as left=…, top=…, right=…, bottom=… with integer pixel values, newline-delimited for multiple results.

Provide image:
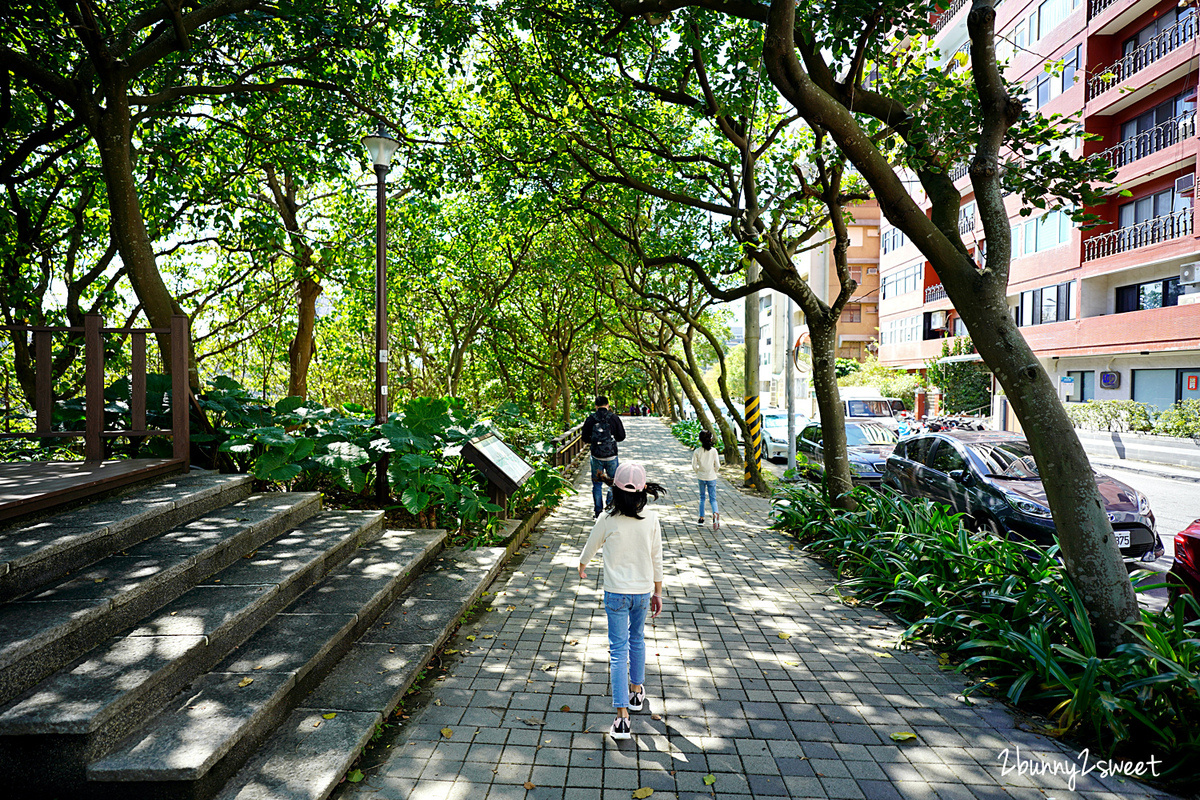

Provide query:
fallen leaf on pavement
left=237, top=678, right=253, bottom=688
left=703, top=774, right=716, bottom=786
left=632, top=789, right=654, bottom=799
left=524, top=782, right=536, bottom=790
left=651, top=714, right=662, bottom=720
left=441, top=727, right=453, bottom=738
left=523, top=717, right=546, bottom=726
left=540, top=662, right=556, bottom=671
left=876, top=652, right=893, bottom=658
left=560, top=705, right=571, bottom=712
left=322, top=713, right=337, bottom=719
left=890, top=732, right=918, bottom=742
left=466, top=635, right=476, bottom=641
left=778, top=633, right=791, bottom=640
left=347, top=769, right=364, bottom=783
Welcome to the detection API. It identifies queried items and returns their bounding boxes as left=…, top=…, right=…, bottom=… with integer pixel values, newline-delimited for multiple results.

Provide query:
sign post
left=460, top=433, right=535, bottom=520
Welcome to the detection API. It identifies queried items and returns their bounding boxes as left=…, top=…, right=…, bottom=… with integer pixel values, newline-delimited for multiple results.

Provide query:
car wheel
left=977, top=515, right=1007, bottom=539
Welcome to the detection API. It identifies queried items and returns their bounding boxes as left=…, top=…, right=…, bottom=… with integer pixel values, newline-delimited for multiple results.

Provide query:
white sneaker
left=610, top=716, right=631, bottom=740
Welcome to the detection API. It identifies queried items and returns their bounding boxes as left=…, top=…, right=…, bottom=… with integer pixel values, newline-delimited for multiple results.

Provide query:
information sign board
left=461, top=433, right=534, bottom=496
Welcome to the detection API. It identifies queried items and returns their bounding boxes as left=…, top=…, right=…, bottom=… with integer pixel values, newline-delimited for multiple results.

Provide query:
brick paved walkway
left=343, top=419, right=1173, bottom=800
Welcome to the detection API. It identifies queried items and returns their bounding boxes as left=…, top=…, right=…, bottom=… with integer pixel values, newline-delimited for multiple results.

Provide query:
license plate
left=1114, top=531, right=1131, bottom=549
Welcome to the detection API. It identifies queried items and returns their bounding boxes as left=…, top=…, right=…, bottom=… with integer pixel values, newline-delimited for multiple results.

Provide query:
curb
left=1090, top=459, right=1200, bottom=484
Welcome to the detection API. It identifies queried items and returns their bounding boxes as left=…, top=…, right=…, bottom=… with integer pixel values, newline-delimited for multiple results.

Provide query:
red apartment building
left=877, top=0, right=1200, bottom=414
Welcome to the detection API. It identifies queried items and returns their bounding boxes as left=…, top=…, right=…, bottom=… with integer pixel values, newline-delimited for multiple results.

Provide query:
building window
left=1065, top=370, right=1094, bottom=403
left=841, top=304, right=862, bottom=323
left=1020, top=210, right=1073, bottom=255
left=881, top=263, right=922, bottom=299
left=1016, top=281, right=1075, bottom=326
left=882, top=228, right=907, bottom=254
left=1119, top=188, right=1188, bottom=229
left=1116, top=277, right=1182, bottom=312
left=1029, top=44, right=1080, bottom=108
left=849, top=266, right=862, bottom=283
left=1119, top=93, right=1195, bottom=165
left=881, top=315, right=922, bottom=345
left=759, top=295, right=772, bottom=312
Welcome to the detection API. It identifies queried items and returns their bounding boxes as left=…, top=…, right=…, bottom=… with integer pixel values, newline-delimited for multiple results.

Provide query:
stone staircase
left=0, top=469, right=513, bottom=800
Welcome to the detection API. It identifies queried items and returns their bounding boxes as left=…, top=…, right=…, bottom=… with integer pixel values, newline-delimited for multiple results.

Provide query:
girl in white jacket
left=691, top=429, right=721, bottom=529
left=578, top=462, right=665, bottom=740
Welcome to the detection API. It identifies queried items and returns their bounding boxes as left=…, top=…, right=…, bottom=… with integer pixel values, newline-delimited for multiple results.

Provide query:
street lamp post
left=362, top=126, right=400, bottom=504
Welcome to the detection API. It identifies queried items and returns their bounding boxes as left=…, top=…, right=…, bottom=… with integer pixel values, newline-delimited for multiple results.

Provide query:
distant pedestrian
left=578, top=462, right=665, bottom=740
left=692, top=429, right=721, bottom=529
left=582, top=395, right=627, bottom=518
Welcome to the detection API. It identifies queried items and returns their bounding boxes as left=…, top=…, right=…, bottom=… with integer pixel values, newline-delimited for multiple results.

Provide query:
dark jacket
left=582, top=407, right=626, bottom=457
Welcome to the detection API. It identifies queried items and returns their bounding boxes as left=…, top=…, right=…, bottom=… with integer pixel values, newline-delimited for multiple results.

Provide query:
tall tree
left=586, top=0, right=1133, bottom=647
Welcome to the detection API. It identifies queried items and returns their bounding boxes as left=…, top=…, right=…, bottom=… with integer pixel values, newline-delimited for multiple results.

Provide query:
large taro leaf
left=249, top=426, right=295, bottom=447
left=401, top=397, right=453, bottom=448
left=253, top=449, right=301, bottom=482
left=313, top=440, right=370, bottom=470
left=401, top=488, right=431, bottom=514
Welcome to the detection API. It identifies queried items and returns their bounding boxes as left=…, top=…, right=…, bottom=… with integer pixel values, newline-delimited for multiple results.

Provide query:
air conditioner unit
left=1181, top=262, right=1200, bottom=285
left=929, top=310, right=948, bottom=330
left=1176, top=174, right=1195, bottom=195
left=867, top=267, right=879, bottom=275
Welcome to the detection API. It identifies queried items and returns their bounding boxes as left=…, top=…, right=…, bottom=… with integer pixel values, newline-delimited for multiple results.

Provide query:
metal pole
left=786, top=295, right=796, bottom=473
left=374, top=163, right=389, bottom=503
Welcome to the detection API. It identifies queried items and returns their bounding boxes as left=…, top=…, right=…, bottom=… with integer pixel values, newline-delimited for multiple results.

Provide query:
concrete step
left=0, top=472, right=253, bottom=602
left=0, top=507, right=374, bottom=798
left=0, top=492, right=321, bottom=706
left=213, top=545, right=508, bottom=800
left=85, top=528, right=447, bottom=799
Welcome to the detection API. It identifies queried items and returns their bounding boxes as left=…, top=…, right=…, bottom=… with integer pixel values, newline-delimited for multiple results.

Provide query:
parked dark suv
left=797, top=422, right=898, bottom=488
left=881, top=431, right=1165, bottom=564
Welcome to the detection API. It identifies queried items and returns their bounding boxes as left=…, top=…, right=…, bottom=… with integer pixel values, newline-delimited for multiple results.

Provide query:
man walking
left=582, top=395, right=626, bottom=517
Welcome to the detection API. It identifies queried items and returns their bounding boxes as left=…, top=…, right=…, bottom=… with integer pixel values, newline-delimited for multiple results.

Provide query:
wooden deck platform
left=0, top=459, right=187, bottom=524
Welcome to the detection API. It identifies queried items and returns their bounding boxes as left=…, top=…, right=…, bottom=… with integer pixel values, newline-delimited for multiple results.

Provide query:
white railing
left=1098, top=112, right=1196, bottom=169
left=1087, top=15, right=1197, bottom=99
left=925, top=284, right=949, bottom=302
left=933, top=0, right=969, bottom=33
left=958, top=207, right=975, bottom=235
left=948, top=162, right=969, bottom=181
left=1083, top=209, right=1193, bottom=260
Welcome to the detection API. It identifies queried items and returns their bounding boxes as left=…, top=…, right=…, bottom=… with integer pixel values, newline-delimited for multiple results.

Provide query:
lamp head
left=362, top=125, right=400, bottom=169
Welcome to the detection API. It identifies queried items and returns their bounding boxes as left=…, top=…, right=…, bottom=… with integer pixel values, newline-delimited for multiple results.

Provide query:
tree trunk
left=666, top=359, right=712, bottom=429
left=807, top=315, right=855, bottom=507
left=662, top=367, right=683, bottom=421
left=287, top=277, right=321, bottom=398
left=93, top=108, right=196, bottom=387
left=681, top=329, right=740, bottom=460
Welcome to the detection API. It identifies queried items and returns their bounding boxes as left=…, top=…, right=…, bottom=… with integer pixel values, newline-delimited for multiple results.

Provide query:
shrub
left=771, top=482, right=1200, bottom=790
left=1063, top=399, right=1154, bottom=432
left=1153, top=399, right=1200, bottom=438
left=838, top=353, right=923, bottom=409
left=670, top=419, right=724, bottom=452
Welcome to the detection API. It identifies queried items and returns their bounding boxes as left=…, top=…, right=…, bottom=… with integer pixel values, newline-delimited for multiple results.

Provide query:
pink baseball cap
left=613, top=462, right=647, bottom=492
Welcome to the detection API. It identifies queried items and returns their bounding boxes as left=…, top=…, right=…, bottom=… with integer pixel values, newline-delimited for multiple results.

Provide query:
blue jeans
left=591, top=455, right=618, bottom=516
left=604, top=591, right=650, bottom=708
left=698, top=479, right=718, bottom=518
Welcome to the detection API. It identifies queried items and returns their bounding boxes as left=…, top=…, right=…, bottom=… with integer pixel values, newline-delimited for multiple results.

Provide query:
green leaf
left=347, top=769, right=364, bottom=783
left=401, top=488, right=431, bottom=513
left=703, top=774, right=716, bottom=786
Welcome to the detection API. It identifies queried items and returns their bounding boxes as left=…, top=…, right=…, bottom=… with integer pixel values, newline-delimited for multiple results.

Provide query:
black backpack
left=590, top=411, right=618, bottom=459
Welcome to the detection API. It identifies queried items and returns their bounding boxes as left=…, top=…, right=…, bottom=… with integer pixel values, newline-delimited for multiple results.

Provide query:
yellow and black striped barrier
left=744, top=394, right=761, bottom=482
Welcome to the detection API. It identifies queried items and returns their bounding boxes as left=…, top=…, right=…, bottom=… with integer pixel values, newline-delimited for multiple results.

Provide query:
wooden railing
left=0, top=314, right=190, bottom=465
left=551, top=423, right=585, bottom=469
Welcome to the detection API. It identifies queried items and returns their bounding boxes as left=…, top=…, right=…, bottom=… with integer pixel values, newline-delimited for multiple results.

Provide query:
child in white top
left=578, top=462, right=665, bottom=740
left=691, top=429, right=721, bottom=529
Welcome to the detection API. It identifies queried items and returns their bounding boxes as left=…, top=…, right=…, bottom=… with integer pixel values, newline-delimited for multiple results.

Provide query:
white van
left=820, top=389, right=906, bottom=430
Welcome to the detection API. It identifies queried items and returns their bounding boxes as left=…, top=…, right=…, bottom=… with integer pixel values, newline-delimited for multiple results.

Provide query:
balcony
left=925, top=283, right=948, bottom=302
left=958, top=206, right=975, bottom=235
left=948, top=162, right=969, bottom=181
left=1088, top=0, right=1118, bottom=19
left=1083, top=209, right=1193, bottom=261
left=932, top=0, right=969, bottom=33
left=1098, top=111, right=1196, bottom=169
left=1087, top=15, right=1197, bottom=100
